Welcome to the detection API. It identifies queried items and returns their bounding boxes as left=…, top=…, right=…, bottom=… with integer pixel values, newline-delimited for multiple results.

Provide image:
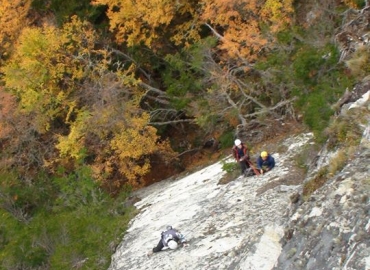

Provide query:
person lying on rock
left=257, top=151, right=275, bottom=174
left=232, top=139, right=254, bottom=176
left=148, top=225, right=189, bottom=256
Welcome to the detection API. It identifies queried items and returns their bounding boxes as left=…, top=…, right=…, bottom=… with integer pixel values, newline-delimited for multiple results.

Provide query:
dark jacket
left=257, top=155, right=275, bottom=170
left=161, top=228, right=186, bottom=247
left=232, top=143, right=250, bottom=162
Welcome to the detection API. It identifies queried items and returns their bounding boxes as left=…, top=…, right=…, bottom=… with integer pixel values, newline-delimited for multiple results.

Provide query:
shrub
left=0, top=168, right=135, bottom=269
left=302, top=167, right=328, bottom=199
left=219, top=131, right=235, bottom=150
left=328, top=149, right=350, bottom=176
left=325, top=113, right=364, bottom=149
left=345, top=46, right=370, bottom=79
left=222, top=161, right=238, bottom=173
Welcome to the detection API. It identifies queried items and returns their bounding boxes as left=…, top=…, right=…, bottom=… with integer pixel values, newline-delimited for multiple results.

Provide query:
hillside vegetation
left=0, top=0, right=368, bottom=268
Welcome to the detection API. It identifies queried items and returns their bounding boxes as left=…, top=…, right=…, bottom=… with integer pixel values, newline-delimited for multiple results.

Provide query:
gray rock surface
left=109, top=90, right=370, bottom=270
left=274, top=92, right=370, bottom=270
left=108, top=134, right=313, bottom=270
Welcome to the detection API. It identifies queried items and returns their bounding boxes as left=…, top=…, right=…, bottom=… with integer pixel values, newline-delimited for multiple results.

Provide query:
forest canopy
left=0, top=0, right=362, bottom=189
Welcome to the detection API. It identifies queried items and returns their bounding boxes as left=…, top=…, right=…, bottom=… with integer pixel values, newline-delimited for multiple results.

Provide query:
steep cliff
left=108, top=92, right=369, bottom=270
left=108, top=3, right=370, bottom=269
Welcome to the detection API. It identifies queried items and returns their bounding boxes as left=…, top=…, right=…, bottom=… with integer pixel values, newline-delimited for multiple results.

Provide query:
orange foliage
left=92, top=0, right=199, bottom=49
left=0, top=0, right=31, bottom=57
left=343, top=0, right=360, bottom=8
left=0, top=87, right=15, bottom=138
left=201, top=0, right=294, bottom=60
left=92, top=0, right=294, bottom=61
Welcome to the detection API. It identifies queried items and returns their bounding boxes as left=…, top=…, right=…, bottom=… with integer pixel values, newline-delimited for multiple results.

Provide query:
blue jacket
left=257, top=155, right=275, bottom=170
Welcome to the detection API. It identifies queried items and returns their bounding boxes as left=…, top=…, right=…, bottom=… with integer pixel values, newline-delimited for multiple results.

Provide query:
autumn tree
left=91, top=0, right=201, bottom=50
left=1, top=16, right=176, bottom=188
left=91, top=0, right=296, bottom=134
left=0, top=0, right=31, bottom=61
left=92, top=0, right=294, bottom=60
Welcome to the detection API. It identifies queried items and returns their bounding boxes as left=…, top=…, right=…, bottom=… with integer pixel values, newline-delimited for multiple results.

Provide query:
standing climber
left=257, top=151, right=275, bottom=174
left=232, top=139, right=253, bottom=176
left=149, top=226, right=189, bottom=255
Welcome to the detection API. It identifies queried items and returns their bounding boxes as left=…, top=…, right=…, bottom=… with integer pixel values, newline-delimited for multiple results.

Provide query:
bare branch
left=176, top=147, right=201, bottom=158
left=234, top=79, right=267, bottom=109
left=143, top=93, right=170, bottom=105
left=149, top=119, right=195, bottom=126
left=110, top=48, right=152, bottom=82
left=204, top=23, right=224, bottom=40
left=150, top=108, right=178, bottom=120
left=242, top=97, right=297, bottom=118
left=138, top=81, right=168, bottom=97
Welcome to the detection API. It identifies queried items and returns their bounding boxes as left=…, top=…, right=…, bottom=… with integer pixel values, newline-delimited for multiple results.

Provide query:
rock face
left=109, top=90, right=369, bottom=270
left=108, top=4, right=370, bottom=269
left=275, top=150, right=370, bottom=270
left=108, top=133, right=314, bottom=270
left=274, top=91, right=370, bottom=270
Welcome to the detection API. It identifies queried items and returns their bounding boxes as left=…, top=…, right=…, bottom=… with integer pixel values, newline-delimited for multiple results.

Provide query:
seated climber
left=149, top=225, right=189, bottom=255
left=232, top=139, right=253, bottom=176
left=257, top=151, right=275, bottom=175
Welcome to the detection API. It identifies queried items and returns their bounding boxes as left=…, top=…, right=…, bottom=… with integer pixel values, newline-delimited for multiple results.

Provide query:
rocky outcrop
left=108, top=132, right=315, bottom=270
left=108, top=89, right=369, bottom=270
left=108, top=4, right=370, bottom=267
left=274, top=91, right=370, bottom=270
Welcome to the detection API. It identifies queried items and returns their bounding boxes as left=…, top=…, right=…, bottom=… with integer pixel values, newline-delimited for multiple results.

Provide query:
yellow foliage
left=107, top=110, right=175, bottom=186
left=93, top=0, right=294, bottom=61
left=56, top=109, right=91, bottom=160
left=260, top=0, right=294, bottom=32
left=343, top=0, right=360, bottom=8
left=1, top=17, right=101, bottom=133
left=2, top=14, right=176, bottom=188
left=0, top=0, right=31, bottom=57
left=92, top=0, right=186, bottom=47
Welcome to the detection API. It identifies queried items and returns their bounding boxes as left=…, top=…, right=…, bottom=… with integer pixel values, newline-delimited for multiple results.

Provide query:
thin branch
left=234, top=79, right=267, bottom=109
left=176, top=147, right=201, bottom=158
left=204, top=23, right=224, bottom=40
left=149, top=119, right=196, bottom=126
left=138, top=81, right=167, bottom=96
left=110, top=48, right=152, bottom=81
left=242, top=97, right=297, bottom=118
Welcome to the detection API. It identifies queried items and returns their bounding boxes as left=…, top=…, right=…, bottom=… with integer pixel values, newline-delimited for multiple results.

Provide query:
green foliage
left=195, top=114, right=219, bottom=131
left=222, top=161, right=238, bottom=173
left=218, top=160, right=240, bottom=185
left=300, top=91, right=334, bottom=141
left=218, top=131, right=235, bottom=150
left=256, top=39, right=353, bottom=141
left=0, top=168, right=134, bottom=269
left=276, top=30, right=294, bottom=45
left=293, top=47, right=325, bottom=85
left=291, top=45, right=353, bottom=141
left=52, top=166, right=105, bottom=211
left=32, top=0, right=106, bottom=25
left=163, top=40, right=213, bottom=110
left=0, top=171, right=55, bottom=220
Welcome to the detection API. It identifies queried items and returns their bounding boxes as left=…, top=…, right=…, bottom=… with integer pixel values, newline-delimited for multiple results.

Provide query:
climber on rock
left=256, top=151, right=275, bottom=175
left=232, top=139, right=255, bottom=176
left=148, top=225, right=189, bottom=256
